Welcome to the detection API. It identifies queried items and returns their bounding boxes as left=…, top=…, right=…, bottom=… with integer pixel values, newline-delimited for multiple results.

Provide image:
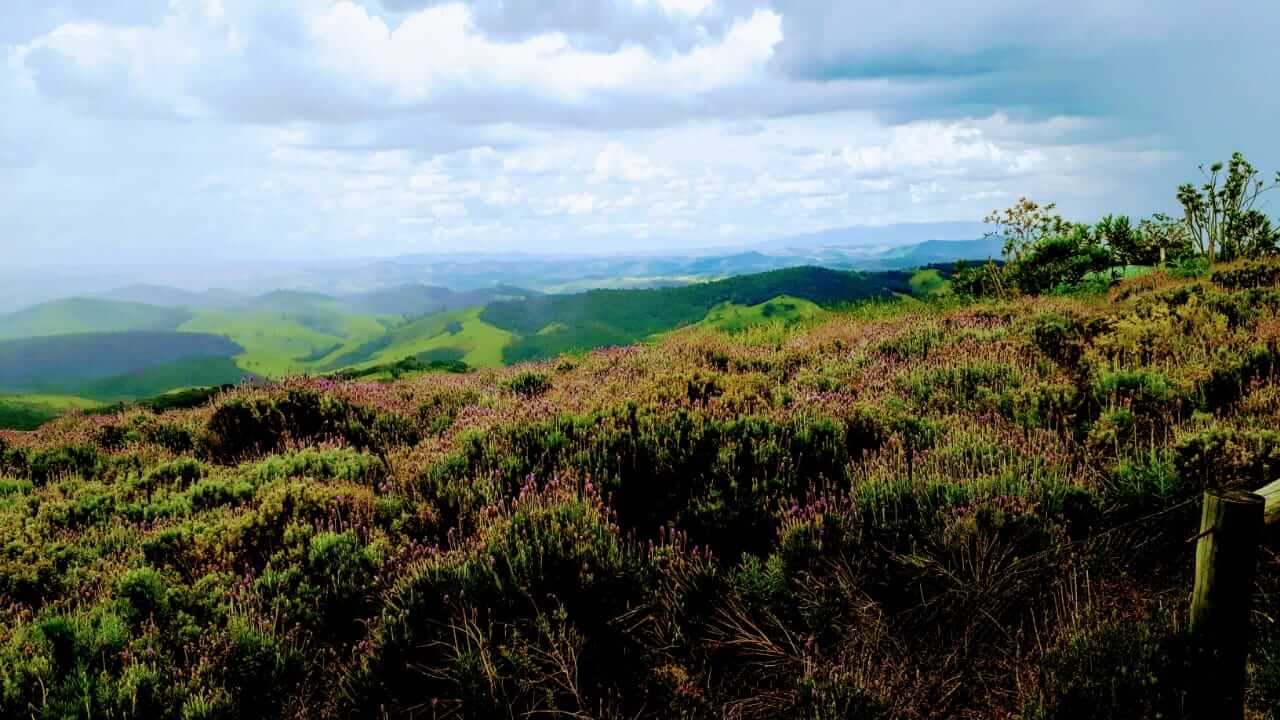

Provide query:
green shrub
left=117, top=567, right=170, bottom=623
left=1029, top=610, right=1180, bottom=720
left=27, top=444, right=102, bottom=484
left=506, top=370, right=552, bottom=397
left=202, top=398, right=286, bottom=463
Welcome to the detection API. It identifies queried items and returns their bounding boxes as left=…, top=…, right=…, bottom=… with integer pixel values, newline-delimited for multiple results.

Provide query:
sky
left=2, top=0, right=1278, bottom=265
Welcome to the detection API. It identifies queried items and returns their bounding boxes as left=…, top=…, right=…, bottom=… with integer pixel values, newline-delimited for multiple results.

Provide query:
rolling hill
left=93, top=284, right=246, bottom=308
left=0, top=298, right=192, bottom=339
left=0, top=266, right=944, bottom=420
left=482, top=266, right=915, bottom=362
left=0, top=331, right=243, bottom=393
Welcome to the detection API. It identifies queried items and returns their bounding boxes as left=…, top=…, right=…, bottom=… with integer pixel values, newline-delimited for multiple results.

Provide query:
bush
left=1029, top=610, right=1180, bottom=719
left=117, top=567, right=170, bottom=623
left=202, top=398, right=286, bottom=463
left=506, top=370, right=552, bottom=398
left=27, top=444, right=102, bottom=484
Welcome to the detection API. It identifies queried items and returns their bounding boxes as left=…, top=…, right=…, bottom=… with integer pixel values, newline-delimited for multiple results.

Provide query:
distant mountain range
left=0, top=225, right=999, bottom=313
left=757, top=221, right=991, bottom=252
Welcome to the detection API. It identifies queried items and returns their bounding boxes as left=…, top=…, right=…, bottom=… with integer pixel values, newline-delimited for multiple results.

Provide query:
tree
left=1008, top=225, right=1112, bottom=294
left=1177, top=152, right=1280, bottom=264
left=1095, top=215, right=1141, bottom=270
left=986, top=198, right=1073, bottom=262
left=1136, top=213, right=1194, bottom=265
left=952, top=259, right=1008, bottom=299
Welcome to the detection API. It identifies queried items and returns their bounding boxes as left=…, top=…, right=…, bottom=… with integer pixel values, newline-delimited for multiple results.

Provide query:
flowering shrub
left=1, top=268, right=1279, bottom=717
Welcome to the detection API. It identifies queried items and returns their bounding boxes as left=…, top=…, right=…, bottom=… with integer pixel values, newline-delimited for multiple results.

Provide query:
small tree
left=1136, top=213, right=1194, bottom=266
left=1009, top=225, right=1113, bottom=295
left=1095, top=215, right=1141, bottom=270
left=986, top=198, right=1073, bottom=262
left=1176, top=152, right=1280, bottom=264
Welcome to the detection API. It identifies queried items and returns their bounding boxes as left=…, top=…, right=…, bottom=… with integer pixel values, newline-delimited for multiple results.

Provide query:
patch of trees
left=957, top=152, right=1278, bottom=298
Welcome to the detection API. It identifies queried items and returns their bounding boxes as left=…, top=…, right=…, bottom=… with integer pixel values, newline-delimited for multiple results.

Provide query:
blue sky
left=2, top=0, right=1278, bottom=265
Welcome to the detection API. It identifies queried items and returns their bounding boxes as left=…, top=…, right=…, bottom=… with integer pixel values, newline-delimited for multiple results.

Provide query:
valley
left=0, top=265, right=950, bottom=427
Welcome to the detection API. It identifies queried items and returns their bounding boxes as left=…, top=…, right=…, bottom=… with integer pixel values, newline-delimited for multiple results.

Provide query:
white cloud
left=307, top=2, right=780, bottom=104
left=4, top=0, right=1265, bottom=271
left=591, top=142, right=668, bottom=183
left=635, top=0, right=714, bottom=18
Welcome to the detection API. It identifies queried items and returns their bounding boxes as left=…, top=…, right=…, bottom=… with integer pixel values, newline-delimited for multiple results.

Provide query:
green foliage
left=5, top=262, right=1280, bottom=718
left=505, top=370, right=551, bottom=397
left=1177, top=151, right=1280, bottom=263
left=484, top=266, right=913, bottom=362
left=1008, top=226, right=1114, bottom=295
left=1028, top=610, right=1181, bottom=720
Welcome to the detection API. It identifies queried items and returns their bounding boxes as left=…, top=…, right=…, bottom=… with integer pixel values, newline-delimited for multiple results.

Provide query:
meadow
left=1, top=258, right=1278, bottom=718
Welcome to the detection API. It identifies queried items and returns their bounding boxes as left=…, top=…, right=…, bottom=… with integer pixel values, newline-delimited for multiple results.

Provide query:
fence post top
left=1204, top=489, right=1266, bottom=507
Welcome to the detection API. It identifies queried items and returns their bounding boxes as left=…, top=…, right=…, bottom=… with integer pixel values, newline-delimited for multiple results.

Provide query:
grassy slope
left=346, top=307, right=514, bottom=370
left=0, top=268, right=918, bottom=416
left=0, top=394, right=102, bottom=430
left=73, top=356, right=247, bottom=402
left=0, top=331, right=243, bottom=392
left=909, top=268, right=953, bottom=297
left=687, top=295, right=825, bottom=334
left=179, top=309, right=396, bottom=377
left=0, top=298, right=192, bottom=339
left=484, top=266, right=913, bottom=362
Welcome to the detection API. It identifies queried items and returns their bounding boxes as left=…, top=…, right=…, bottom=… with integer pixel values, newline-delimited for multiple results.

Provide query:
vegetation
left=1, top=244, right=1279, bottom=716
left=0, top=332, right=243, bottom=394
left=0, top=299, right=192, bottom=340
left=483, top=266, right=915, bottom=362
left=1, top=152, right=1278, bottom=717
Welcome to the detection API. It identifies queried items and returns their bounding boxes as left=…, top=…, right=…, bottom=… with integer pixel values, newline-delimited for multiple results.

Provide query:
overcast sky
left=2, top=0, right=1278, bottom=265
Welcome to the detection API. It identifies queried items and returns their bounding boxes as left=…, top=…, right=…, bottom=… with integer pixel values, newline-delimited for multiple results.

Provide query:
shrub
left=202, top=398, right=286, bottom=463
left=1028, top=610, right=1180, bottom=719
left=27, top=444, right=101, bottom=484
left=117, top=566, right=170, bottom=623
left=506, top=370, right=552, bottom=398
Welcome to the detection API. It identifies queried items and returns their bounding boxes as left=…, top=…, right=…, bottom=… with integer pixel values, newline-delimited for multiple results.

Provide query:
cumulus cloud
left=1, top=0, right=1277, bottom=267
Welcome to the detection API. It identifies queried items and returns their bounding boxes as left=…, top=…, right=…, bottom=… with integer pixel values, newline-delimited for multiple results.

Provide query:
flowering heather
left=2, top=265, right=1280, bottom=718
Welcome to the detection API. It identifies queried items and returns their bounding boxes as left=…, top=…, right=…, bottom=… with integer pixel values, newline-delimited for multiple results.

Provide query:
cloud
left=2, top=0, right=1278, bottom=273
left=12, top=0, right=781, bottom=128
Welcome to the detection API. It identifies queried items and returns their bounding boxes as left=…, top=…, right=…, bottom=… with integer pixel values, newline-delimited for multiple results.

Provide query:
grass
left=347, top=307, right=515, bottom=370
left=178, top=309, right=397, bottom=377
left=689, top=295, right=825, bottom=334
left=0, top=393, right=101, bottom=430
left=0, top=298, right=192, bottom=340
left=74, top=356, right=247, bottom=402
left=909, top=268, right=953, bottom=297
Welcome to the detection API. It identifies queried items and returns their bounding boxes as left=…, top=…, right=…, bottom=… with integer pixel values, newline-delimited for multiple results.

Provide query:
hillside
left=0, top=267, right=924, bottom=411
left=94, top=284, right=246, bottom=308
left=342, top=284, right=534, bottom=317
left=0, top=331, right=243, bottom=393
left=0, top=298, right=192, bottom=339
left=483, top=265, right=914, bottom=362
left=3, top=266, right=1278, bottom=717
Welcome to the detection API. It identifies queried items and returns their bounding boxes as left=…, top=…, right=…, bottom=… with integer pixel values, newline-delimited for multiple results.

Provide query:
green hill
left=334, top=307, right=515, bottom=370
left=73, top=356, right=248, bottom=402
left=0, top=298, right=192, bottom=339
left=690, top=295, right=826, bottom=334
left=178, top=308, right=397, bottom=377
left=482, top=266, right=913, bottom=362
left=0, top=331, right=242, bottom=393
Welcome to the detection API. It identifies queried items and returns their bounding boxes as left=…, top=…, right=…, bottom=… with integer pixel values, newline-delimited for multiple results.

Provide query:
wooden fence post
left=1189, top=489, right=1265, bottom=719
